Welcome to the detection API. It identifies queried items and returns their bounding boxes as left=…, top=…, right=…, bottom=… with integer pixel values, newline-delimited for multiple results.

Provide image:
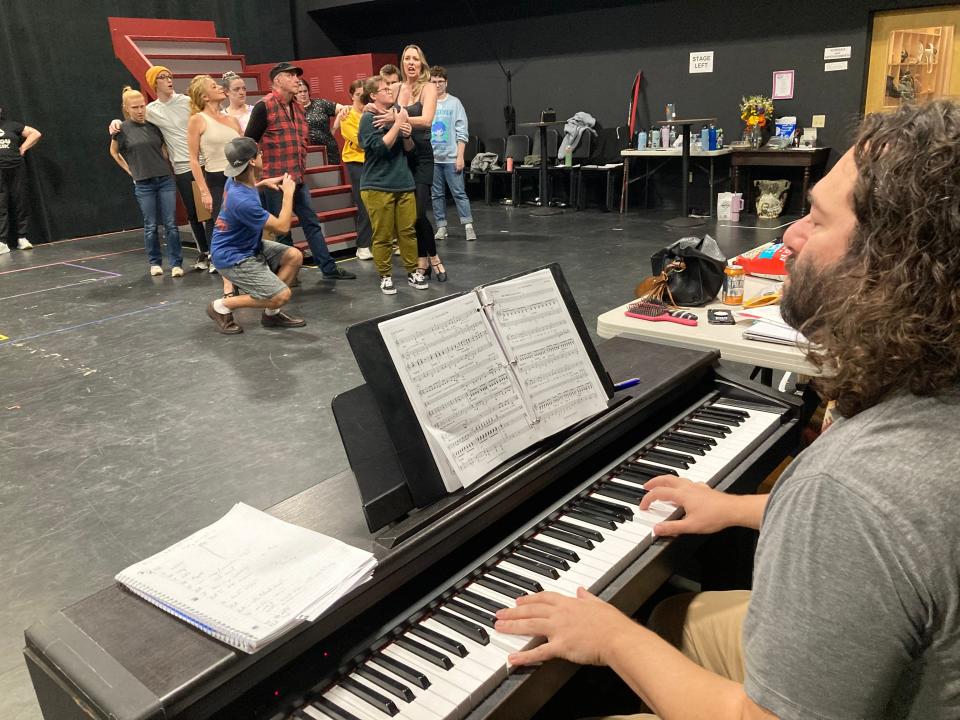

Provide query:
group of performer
left=105, top=46, right=478, bottom=333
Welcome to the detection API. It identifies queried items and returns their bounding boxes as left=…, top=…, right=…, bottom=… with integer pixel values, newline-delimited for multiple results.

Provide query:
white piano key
left=380, top=645, right=475, bottom=707
left=420, top=618, right=511, bottom=672
left=398, top=632, right=494, bottom=686
left=359, top=663, right=458, bottom=720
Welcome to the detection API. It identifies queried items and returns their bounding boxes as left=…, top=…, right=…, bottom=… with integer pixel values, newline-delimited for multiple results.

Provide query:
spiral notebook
left=115, top=503, right=377, bottom=653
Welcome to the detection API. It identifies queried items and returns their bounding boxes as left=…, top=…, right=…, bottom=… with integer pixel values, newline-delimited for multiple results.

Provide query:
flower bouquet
left=740, top=95, right=774, bottom=147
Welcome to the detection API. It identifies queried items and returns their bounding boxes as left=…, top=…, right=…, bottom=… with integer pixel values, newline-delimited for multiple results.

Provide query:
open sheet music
left=378, top=268, right=610, bottom=490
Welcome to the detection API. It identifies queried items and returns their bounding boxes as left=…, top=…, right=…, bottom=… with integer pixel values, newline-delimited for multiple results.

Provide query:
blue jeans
left=261, top=183, right=336, bottom=274
left=133, top=175, right=182, bottom=267
left=431, top=162, right=473, bottom=227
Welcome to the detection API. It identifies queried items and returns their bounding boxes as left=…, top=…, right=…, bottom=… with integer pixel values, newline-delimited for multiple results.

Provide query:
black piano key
left=706, top=403, right=749, bottom=419
left=657, top=438, right=706, bottom=455
left=670, top=427, right=717, bottom=450
left=459, top=588, right=508, bottom=613
left=665, top=431, right=714, bottom=448
left=409, top=624, right=468, bottom=658
left=370, top=653, right=431, bottom=689
left=474, top=574, right=528, bottom=599
left=487, top=566, right=544, bottom=593
left=580, top=494, right=633, bottom=518
left=355, top=664, right=416, bottom=702
left=506, top=553, right=562, bottom=580
left=446, top=598, right=497, bottom=629
left=564, top=508, right=618, bottom=531
left=598, top=481, right=646, bottom=504
left=694, top=410, right=739, bottom=426
left=573, top=499, right=626, bottom=524
left=394, top=635, right=454, bottom=670
left=513, top=544, right=570, bottom=571
left=312, top=697, right=363, bottom=720
left=640, top=449, right=690, bottom=469
left=626, top=460, right=679, bottom=476
left=341, top=677, right=400, bottom=716
left=526, top=536, right=580, bottom=562
left=433, top=608, right=490, bottom=644
left=551, top=519, right=604, bottom=543
left=679, top=420, right=727, bottom=437
left=691, top=414, right=733, bottom=431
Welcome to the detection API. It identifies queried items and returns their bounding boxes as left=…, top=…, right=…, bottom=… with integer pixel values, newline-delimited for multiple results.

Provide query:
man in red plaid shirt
left=245, top=62, right=355, bottom=280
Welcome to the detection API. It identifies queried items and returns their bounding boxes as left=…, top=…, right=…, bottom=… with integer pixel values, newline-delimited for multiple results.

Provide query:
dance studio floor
left=0, top=203, right=794, bottom=719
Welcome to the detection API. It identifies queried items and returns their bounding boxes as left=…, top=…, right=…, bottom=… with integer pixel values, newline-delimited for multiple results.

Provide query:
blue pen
left=614, top=377, right=641, bottom=391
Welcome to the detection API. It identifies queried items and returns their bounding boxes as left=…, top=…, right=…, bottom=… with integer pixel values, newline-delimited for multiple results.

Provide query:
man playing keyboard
left=496, top=100, right=960, bottom=720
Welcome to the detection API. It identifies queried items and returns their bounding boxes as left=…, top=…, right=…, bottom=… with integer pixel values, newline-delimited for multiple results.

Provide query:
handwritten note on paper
left=379, top=294, right=533, bottom=488
left=479, top=269, right=609, bottom=438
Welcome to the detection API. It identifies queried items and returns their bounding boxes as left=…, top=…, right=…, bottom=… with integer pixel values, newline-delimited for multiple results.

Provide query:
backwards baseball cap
left=144, top=65, right=172, bottom=89
left=223, top=137, right=260, bottom=178
left=269, top=61, right=304, bottom=80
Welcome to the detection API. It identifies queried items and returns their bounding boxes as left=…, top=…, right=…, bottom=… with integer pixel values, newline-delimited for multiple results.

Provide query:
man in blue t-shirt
left=207, top=137, right=305, bottom=334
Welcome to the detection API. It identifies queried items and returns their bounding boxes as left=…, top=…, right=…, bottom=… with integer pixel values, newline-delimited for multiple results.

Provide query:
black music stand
left=657, top=117, right=715, bottom=228
left=333, top=264, right=613, bottom=541
left=518, top=120, right=565, bottom=216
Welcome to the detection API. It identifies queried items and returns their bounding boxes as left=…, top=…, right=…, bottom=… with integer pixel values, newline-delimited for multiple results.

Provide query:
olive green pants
left=361, top=189, right=417, bottom=277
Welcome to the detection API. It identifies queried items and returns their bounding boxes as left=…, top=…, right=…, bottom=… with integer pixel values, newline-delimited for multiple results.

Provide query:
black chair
left=484, top=134, right=529, bottom=205
left=577, top=126, right=627, bottom=212
left=546, top=131, right=592, bottom=208
left=463, top=135, right=486, bottom=199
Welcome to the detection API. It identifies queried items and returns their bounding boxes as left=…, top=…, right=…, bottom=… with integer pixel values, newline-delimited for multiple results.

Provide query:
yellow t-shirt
left=340, top=108, right=364, bottom=164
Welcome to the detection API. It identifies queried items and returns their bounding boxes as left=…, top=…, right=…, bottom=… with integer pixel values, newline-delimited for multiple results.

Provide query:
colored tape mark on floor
left=0, top=301, right=181, bottom=347
left=0, top=333, right=7, bottom=341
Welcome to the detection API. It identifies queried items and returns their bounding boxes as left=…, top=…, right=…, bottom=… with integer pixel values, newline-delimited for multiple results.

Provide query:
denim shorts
left=219, top=240, right=292, bottom=300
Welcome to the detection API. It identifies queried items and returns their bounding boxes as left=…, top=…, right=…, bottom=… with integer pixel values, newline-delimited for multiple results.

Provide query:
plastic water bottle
left=700, top=126, right=710, bottom=151
left=708, top=125, right=717, bottom=151
left=651, top=127, right=660, bottom=149
left=564, top=149, right=572, bottom=167
left=638, top=130, right=648, bottom=149
left=660, top=126, right=669, bottom=149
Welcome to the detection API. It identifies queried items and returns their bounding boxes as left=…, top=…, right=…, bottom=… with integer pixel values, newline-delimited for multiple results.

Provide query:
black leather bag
left=648, top=236, right=726, bottom=307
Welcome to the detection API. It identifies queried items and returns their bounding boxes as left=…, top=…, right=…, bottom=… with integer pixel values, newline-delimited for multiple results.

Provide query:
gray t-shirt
left=744, top=390, right=960, bottom=719
left=145, top=93, right=191, bottom=173
left=114, top=120, right=172, bottom=182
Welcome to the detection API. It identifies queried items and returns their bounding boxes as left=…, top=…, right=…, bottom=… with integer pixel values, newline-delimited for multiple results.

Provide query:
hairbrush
left=625, top=299, right=698, bottom=326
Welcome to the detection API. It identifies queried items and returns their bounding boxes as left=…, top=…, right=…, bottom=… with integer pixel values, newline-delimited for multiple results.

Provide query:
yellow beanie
left=144, top=65, right=172, bottom=90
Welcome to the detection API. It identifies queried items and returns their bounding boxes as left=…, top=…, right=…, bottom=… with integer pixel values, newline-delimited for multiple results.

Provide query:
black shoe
left=206, top=302, right=243, bottom=334
left=321, top=267, right=357, bottom=280
left=261, top=310, right=306, bottom=328
left=432, top=262, right=448, bottom=282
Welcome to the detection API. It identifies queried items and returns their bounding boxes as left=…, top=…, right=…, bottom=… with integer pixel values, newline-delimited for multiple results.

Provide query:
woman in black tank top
left=398, top=44, right=448, bottom=282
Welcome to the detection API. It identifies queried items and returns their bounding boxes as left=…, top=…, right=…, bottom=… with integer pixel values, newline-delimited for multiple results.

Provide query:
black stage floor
left=0, top=204, right=795, bottom=719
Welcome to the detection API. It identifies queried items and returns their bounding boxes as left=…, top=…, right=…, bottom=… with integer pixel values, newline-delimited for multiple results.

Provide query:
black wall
left=0, top=0, right=293, bottom=244
left=299, top=0, right=950, bottom=158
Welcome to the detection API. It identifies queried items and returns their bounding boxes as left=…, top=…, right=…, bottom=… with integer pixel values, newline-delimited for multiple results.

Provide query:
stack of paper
left=115, top=503, right=377, bottom=653
left=739, top=306, right=808, bottom=346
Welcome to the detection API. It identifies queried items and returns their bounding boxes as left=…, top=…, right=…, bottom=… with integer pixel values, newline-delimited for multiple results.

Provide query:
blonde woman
left=186, top=75, right=241, bottom=259
left=390, top=45, right=445, bottom=281
left=333, top=79, right=373, bottom=259
left=109, top=87, right=182, bottom=276
left=221, top=72, right=254, bottom=132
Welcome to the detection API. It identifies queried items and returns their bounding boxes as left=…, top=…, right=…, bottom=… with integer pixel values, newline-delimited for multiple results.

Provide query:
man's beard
left=780, top=253, right=852, bottom=334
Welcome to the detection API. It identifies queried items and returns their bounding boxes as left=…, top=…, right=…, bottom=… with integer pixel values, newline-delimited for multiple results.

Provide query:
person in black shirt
left=0, top=106, right=41, bottom=254
left=109, top=87, right=183, bottom=276
left=296, top=79, right=346, bottom=166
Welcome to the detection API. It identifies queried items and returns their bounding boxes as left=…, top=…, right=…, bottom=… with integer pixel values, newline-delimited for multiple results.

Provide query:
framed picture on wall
left=772, top=70, right=795, bottom=99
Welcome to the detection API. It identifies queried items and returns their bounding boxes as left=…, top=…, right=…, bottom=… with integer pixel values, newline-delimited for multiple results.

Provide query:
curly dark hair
left=799, top=100, right=960, bottom=417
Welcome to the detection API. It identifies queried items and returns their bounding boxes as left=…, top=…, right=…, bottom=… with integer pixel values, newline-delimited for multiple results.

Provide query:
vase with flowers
left=740, top=95, right=774, bottom=148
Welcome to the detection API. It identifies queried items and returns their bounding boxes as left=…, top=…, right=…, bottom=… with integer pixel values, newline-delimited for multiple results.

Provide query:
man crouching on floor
left=206, top=137, right=306, bottom=334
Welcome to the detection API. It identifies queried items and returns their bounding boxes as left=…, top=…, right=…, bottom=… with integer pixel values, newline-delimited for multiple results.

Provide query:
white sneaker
left=0, top=244, right=10, bottom=255
left=208, top=263, right=218, bottom=274
left=465, top=223, right=477, bottom=241
left=171, top=266, right=184, bottom=278
left=193, top=253, right=209, bottom=271
left=434, top=226, right=448, bottom=241
left=407, top=271, right=429, bottom=290
left=149, top=265, right=163, bottom=276
left=380, top=276, right=397, bottom=295
left=356, top=247, right=373, bottom=260
left=17, top=238, right=33, bottom=250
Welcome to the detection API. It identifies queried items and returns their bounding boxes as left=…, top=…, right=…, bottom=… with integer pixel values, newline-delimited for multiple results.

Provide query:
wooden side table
left=730, top=147, right=830, bottom=214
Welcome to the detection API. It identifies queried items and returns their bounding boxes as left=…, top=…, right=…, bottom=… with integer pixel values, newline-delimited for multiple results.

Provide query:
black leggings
left=414, top=182, right=436, bottom=257
left=202, top=169, right=227, bottom=242
left=174, top=171, right=208, bottom=253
